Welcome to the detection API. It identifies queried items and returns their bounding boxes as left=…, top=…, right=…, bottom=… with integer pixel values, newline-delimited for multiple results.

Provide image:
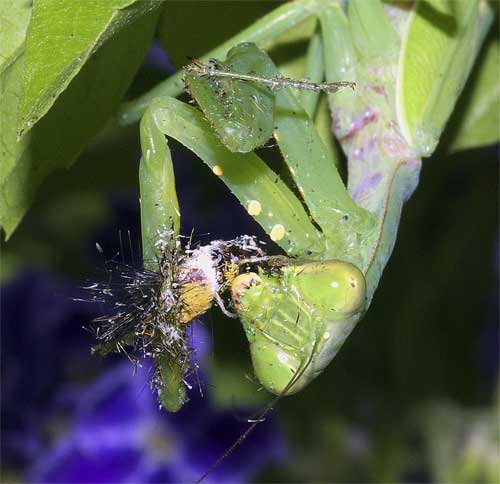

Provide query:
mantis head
left=231, top=260, right=367, bottom=395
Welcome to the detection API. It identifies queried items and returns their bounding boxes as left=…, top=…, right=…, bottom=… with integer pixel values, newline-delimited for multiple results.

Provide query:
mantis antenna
left=195, top=332, right=321, bottom=484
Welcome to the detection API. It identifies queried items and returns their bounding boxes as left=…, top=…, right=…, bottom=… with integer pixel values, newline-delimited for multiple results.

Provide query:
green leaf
left=448, top=37, right=500, bottom=152
left=0, top=10, right=158, bottom=239
left=18, top=0, right=159, bottom=136
left=0, top=0, right=31, bottom=70
left=0, top=1, right=31, bottom=188
left=397, top=0, right=494, bottom=156
left=1, top=58, right=24, bottom=192
left=184, top=43, right=276, bottom=153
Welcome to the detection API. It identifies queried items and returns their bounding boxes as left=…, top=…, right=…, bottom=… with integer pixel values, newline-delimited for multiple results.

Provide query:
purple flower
left=1, top=270, right=104, bottom=469
left=28, top=360, right=286, bottom=483
left=3, top=269, right=286, bottom=483
left=144, top=40, right=176, bottom=74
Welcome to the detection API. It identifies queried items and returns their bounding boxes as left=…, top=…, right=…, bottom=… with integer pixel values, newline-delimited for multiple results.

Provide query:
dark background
left=2, top=2, right=498, bottom=483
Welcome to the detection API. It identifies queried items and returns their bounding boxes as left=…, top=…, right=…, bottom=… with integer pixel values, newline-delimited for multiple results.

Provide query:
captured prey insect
left=87, top=233, right=267, bottom=411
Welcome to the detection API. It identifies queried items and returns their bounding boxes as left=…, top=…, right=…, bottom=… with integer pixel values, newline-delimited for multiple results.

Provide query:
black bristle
left=85, top=234, right=191, bottom=397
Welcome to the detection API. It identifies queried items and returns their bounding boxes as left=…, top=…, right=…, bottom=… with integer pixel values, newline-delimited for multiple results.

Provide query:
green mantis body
left=139, top=48, right=373, bottom=403
left=135, top=0, right=493, bottom=410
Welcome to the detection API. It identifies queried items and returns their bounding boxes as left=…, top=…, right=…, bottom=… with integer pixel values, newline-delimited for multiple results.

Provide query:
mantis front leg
left=138, top=76, right=374, bottom=397
left=138, top=93, right=339, bottom=408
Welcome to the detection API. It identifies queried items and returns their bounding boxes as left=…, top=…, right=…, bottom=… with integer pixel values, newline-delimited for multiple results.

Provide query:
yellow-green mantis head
left=231, top=260, right=367, bottom=395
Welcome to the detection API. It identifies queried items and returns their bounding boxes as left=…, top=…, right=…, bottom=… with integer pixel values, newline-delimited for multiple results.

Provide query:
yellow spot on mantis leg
left=247, top=200, right=262, bottom=216
left=212, top=165, right=224, bottom=176
left=479, top=0, right=488, bottom=16
left=270, top=224, right=285, bottom=241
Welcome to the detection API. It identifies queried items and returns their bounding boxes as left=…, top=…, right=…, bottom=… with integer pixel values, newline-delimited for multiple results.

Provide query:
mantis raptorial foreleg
left=141, top=96, right=326, bottom=257
left=137, top=93, right=331, bottom=407
left=184, top=42, right=376, bottom=262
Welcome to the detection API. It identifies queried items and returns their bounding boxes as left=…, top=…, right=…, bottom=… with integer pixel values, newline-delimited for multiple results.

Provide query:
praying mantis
left=124, top=0, right=494, bottom=412
left=128, top=1, right=491, bottom=409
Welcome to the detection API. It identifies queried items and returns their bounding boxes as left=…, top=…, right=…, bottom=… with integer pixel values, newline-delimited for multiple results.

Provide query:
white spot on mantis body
left=247, top=200, right=262, bottom=216
left=323, top=331, right=330, bottom=340
left=270, top=224, right=285, bottom=242
left=212, top=165, right=224, bottom=176
left=330, top=280, right=339, bottom=288
left=277, top=351, right=289, bottom=364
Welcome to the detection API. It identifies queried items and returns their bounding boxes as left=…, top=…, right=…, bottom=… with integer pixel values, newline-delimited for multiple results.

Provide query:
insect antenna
left=195, top=331, right=321, bottom=484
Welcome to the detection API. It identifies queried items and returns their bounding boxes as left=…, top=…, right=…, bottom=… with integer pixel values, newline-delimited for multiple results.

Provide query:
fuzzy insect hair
left=85, top=233, right=267, bottom=404
left=85, top=234, right=193, bottom=398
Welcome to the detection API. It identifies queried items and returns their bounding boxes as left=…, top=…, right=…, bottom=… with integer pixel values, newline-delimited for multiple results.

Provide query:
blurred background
left=1, top=2, right=499, bottom=483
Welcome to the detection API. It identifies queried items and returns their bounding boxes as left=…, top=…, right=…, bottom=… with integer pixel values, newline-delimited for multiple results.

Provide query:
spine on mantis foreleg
left=231, top=259, right=366, bottom=394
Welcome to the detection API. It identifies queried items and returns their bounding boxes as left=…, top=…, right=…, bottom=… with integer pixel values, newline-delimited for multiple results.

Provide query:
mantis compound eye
left=288, top=261, right=367, bottom=318
left=231, top=261, right=367, bottom=395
